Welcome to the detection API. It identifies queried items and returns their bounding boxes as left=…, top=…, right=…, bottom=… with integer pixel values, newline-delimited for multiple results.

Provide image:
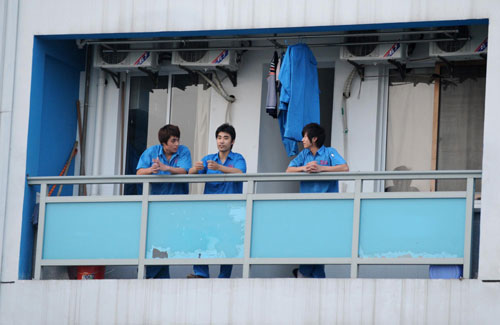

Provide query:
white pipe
left=91, top=70, right=106, bottom=195
left=0, top=0, right=19, bottom=282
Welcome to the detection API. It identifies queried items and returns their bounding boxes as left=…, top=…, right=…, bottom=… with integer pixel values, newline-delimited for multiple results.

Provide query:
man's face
left=216, top=131, right=234, bottom=153
left=162, top=136, right=179, bottom=155
left=302, top=132, right=313, bottom=149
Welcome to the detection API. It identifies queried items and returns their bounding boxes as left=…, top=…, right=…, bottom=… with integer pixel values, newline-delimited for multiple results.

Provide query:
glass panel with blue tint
left=146, top=201, right=246, bottom=259
left=43, top=202, right=142, bottom=259
left=251, top=200, right=353, bottom=258
left=359, top=198, right=466, bottom=258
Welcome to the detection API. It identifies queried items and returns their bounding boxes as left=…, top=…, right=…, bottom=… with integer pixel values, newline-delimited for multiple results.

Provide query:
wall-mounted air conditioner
left=93, top=46, right=158, bottom=69
left=429, top=25, right=488, bottom=58
left=340, top=42, right=406, bottom=61
left=171, top=49, right=238, bottom=70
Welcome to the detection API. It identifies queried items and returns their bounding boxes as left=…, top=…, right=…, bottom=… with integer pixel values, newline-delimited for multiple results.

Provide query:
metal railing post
left=243, top=179, right=255, bottom=278
left=137, top=181, right=150, bottom=279
left=463, top=177, right=475, bottom=279
left=34, top=183, right=47, bottom=280
left=350, top=179, right=362, bottom=278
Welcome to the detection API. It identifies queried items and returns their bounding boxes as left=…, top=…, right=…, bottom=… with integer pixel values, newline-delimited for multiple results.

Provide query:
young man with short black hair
left=137, top=124, right=192, bottom=278
left=286, top=122, right=349, bottom=278
left=188, top=123, right=246, bottom=278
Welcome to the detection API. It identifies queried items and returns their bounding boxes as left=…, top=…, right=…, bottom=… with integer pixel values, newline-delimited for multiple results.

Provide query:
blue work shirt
left=197, top=151, right=247, bottom=194
left=289, top=146, right=346, bottom=193
left=136, top=144, right=191, bottom=195
left=279, top=43, right=320, bottom=156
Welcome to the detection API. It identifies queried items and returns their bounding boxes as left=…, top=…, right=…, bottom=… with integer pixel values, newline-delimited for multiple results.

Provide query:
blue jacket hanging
left=278, top=43, right=320, bottom=156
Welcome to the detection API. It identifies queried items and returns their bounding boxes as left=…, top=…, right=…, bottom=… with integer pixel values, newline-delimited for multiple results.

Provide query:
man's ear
left=312, top=137, right=318, bottom=145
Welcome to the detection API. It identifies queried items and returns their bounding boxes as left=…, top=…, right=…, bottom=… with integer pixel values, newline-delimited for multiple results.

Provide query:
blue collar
left=305, top=145, right=326, bottom=157
left=158, top=145, right=179, bottom=162
left=214, top=151, right=235, bottom=163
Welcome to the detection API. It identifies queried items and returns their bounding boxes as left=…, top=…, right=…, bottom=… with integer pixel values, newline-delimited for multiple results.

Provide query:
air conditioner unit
left=171, top=49, right=238, bottom=70
left=340, top=42, right=406, bottom=61
left=429, top=25, right=488, bottom=58
left=94, top=46, right=158, bottom=70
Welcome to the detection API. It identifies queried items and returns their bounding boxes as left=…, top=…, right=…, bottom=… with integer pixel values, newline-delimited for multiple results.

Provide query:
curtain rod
left=86, top=29, right=460, bottom=46
left=99, top=37, right=470, bottom=52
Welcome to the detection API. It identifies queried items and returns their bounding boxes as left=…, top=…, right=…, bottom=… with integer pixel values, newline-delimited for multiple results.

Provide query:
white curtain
left=386, top=83, right=435, bottom=191
left=437, top=77, right=485, bottom=192
left=190, top=85, right=211, bottom=194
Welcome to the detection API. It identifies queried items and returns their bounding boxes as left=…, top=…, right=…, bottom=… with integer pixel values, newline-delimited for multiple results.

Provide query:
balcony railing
left=27, top=170, right=481, bottom=280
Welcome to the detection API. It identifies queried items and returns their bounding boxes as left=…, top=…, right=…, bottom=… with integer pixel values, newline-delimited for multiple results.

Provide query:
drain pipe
left=0, top=0, right=19, bottom=282
left=78, top=45, right=92, bottom=195
left=91, top=70, right=106, bottom=195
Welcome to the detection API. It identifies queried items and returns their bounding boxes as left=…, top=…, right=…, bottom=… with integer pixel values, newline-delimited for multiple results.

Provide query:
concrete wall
left=1, top=1, right=500, bottom=322
left=1, top=279, right=500, bottom=324
left=0, top=0, right=19, bottom=282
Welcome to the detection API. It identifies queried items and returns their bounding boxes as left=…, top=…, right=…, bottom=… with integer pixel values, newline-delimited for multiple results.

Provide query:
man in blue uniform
left=137, top=124, right=192, bottom=278
left=286, top=123, right=349, bottom=278
left=187, top=123, right=246, bottom=278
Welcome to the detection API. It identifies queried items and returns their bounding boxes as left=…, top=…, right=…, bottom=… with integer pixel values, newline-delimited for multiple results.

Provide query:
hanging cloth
left=265, top=51, right=279, bottom=118
left=278, top=43, right=320, bottom=156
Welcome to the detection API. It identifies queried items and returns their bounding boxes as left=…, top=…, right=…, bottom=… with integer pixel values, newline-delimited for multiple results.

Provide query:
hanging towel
left=265, top=51, right=279, bottom=118
left=278, top=43, right=320, bottom=156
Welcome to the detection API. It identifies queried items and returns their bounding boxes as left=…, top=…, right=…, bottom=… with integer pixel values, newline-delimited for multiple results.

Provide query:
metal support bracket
left=437, top=56, right=454, bottom=75
left=100, top=68, right=120, bottom=88
left=179, top=66, right=210, bottom=90
left=444, top=32, right=460, bottom=42
left=388, top=59, right=407, bottom=80
left=269, top=39, right=284, bottom=49
left=216, top=66, right=238, bottom=87
left=138, top=67, right=159, bottom=89
left=347, top=60, right=365, bottom=81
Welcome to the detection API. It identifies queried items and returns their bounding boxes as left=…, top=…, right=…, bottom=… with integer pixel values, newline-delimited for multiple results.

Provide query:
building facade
left=1, top=0, right=500, bottom=323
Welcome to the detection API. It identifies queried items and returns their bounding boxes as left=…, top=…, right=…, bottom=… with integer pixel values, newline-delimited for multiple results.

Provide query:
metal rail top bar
left=101, top=38, right=470, bottom=53
left=86, top=29, right=460, bottom=45
left=27, top=170, right=482, bottom=185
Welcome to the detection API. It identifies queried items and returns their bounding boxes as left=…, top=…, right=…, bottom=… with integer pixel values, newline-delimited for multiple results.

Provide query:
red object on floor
left=76, top=266, right=105, bottom=280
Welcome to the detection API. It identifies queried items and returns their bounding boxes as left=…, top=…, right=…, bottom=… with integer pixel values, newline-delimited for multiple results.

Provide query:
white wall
left=2, top=0, right=500, bottom=284
left=478, top=18, right=500, bottom=279
left=1, top=279, right=500, bottom=324
left=0, top=0, right=19, bottom=282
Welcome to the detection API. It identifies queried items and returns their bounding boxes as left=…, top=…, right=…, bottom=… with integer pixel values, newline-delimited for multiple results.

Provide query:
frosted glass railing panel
left=43, top=202, right=142, bottom=259
left=359, top=198, right=466, bottom=258
left=146, top=201, right=246, bottom=259
left=251, top=200, right=354, bottom=258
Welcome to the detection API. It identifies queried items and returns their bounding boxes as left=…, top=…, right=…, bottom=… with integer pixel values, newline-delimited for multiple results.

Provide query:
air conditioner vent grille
left=435, top=26, right=469, bottom=53
left=346, top=32, right=379, bottom=57
left=99, top=45, right=129, bottom=64
left=178, top=41, right=208, bottom=62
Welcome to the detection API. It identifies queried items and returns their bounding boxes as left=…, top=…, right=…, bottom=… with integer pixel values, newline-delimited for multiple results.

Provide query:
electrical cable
left=195, top=70, right=236, bottom=123
left=341, top=67, right=357, bottom=162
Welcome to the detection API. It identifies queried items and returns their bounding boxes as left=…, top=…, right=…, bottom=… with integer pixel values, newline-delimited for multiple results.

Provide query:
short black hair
left=302, top=123, right=325, bottom=148
left=216, top=123, right=236, bottom=141
left=158, top=124, right=180, bottom=144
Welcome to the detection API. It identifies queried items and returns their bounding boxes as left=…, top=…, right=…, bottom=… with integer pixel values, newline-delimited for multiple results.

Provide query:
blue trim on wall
left=40, top=19, right=488, bottom=40
left=20, top=37, right=84, bottom=279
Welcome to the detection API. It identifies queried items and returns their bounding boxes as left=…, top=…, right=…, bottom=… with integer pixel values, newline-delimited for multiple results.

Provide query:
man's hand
left=207, top=160, right=221, bottom=171
left=149, top=160, right=160, bottom=174
left=304, top=161, right=320, bottom=173
left=193, top=161, right=204, bottom=171
left=152, top=158, right=170, bottom=172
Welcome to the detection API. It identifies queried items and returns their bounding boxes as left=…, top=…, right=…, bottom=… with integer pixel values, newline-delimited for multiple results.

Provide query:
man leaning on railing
left=136, top=124, right=192, bottom=279
left=286, top=123, right=349, bottom=278
left=187, top=123, right=247, bottom=279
